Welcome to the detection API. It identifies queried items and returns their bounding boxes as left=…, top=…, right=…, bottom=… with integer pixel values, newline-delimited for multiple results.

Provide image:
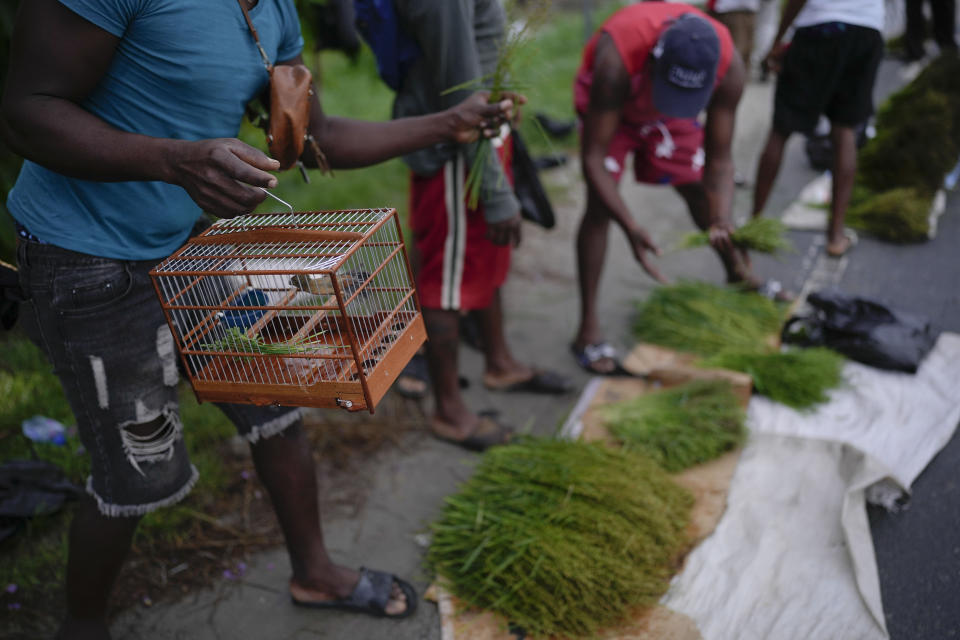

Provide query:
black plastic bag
left=0, top=459, right=81, bottom=542
left=783, top=289, right=939, bottom=373
left=512, top=130, right=556, bottom=229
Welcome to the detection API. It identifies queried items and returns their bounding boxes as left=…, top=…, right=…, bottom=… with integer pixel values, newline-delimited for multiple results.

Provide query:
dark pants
left=905, top=0, right=958, bottom=59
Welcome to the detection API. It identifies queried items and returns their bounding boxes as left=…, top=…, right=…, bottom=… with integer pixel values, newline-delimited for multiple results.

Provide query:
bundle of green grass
left=602, top=379, right=747, bottom=472
left=678, top=217, right=793, bottom=255
left=859, top=88, right=957, bottom=195
left=847, top=187, right=932, bottom=242
left=428, top=439, right=692, bottom=638
left=703, top=348, right=845, bottom=410
left=633, top=281, right=786, bottom=357
left=634, top=282, right=844, bottom=410
left=852, top=53, right=960, bottom=242
left=904, top=52, right=960, bottom=147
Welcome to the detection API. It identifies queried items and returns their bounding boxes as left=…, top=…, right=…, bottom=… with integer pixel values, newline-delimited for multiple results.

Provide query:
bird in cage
left=290, top=273, right=335, bottom=296
left=289, top=270, right=371, bottom=298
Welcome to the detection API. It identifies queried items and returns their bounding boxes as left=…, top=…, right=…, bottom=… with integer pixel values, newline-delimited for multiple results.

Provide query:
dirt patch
left=305, top=393, right=426, bottom=519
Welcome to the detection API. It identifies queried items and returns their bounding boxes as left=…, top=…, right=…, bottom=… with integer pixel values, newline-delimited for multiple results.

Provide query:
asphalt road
left=751, top=55, right=960, bottom=639
left=858, top=190, right=960, bottom=640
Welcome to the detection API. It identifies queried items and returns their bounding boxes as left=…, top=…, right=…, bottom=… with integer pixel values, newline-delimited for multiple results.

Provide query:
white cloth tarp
left=663, top=332, right=960, bottom=640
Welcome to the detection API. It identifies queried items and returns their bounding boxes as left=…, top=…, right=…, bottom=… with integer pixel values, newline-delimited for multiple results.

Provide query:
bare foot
left=431, top=412, right=512, bottom=451
left=430, top=406, right=480, bottom=441
left=826, top=233, right=854, bottom=257
left=484, top=358, right=534, bottom=384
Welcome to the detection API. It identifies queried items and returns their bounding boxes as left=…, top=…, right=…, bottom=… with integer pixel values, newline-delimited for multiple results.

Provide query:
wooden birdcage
left=149, top=208, right=425, bottom=412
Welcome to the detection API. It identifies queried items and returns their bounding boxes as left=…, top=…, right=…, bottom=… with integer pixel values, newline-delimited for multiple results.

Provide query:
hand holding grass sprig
left=447, top=91, right=525, bottom=145
left=707, top=218, right=736, bottom=254
left=678, top=217, right=793, bottom=255
left=443, top=0, right=550, bottom=210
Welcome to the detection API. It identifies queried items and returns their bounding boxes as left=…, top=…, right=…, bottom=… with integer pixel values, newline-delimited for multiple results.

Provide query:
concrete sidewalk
left=112, top=53, right=958, bottom=640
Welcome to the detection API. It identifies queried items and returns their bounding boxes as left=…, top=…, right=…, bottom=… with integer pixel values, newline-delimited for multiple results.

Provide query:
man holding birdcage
left=1, top=0, right=518, bottom=635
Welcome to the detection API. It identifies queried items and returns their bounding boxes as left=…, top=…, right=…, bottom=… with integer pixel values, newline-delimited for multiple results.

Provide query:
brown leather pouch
left=238, top=0, right=329, bottom=174
left=267, top=64, right=313, bottom=170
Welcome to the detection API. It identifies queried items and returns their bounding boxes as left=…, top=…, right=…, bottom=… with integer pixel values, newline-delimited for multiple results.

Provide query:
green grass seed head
left=199, top=326, right=334, bottom=357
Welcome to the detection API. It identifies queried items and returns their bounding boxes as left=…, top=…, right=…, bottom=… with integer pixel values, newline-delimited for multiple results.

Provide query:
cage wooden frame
left=149, top=208, right=425, bottom=413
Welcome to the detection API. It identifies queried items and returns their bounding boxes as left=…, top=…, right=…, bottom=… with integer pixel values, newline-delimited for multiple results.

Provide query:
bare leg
left=752, top=128, right=790, bottom=217
left=56, top=497, right=140, bottom=640
left=827, top=124, right=856, bottom=256
left=573, top=190, right=613, bottom=359
left=478, top=289, right=532, bottom=381
left=675, top=181, right=754, bottom=284
left=251, top=421, right=408, bottom=615
left=422, top=308, right=478, bottom=439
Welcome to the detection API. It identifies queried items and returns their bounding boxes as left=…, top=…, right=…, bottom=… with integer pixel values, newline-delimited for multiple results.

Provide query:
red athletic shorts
left=409, top=138, right=514, bottom=311
left=589, top=117, right=705, bottom=186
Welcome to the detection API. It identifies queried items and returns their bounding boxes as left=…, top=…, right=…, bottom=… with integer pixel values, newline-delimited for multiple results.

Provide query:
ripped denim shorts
left=16, top=238, right=301, bottom=517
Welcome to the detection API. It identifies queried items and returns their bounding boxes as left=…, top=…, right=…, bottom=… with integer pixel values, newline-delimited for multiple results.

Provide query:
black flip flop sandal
left=484, top=369, right=573, bottom=394
left=291, top=567, right=418, bottom=619
left=570, top=342, right=632, bottom=377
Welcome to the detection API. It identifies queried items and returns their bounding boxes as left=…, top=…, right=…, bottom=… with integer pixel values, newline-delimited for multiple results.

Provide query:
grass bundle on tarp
left=602, top=380, right=746, bottom=472
left=852, top=54, right=960, bottom=243
left=893, top=52, right=960, bottom=148
left=633, top=282, right=787, bottom=357
left=633, top=283, right=845, bottom=410
left=702, top=348, right=845, bottom=410
left=678, top=217, right=793, bottom=255
left=427, top=438, right=692, bottom=638
left=859, top=89, right=959, bottom=196
left=847, top=187, right=932, bottom=242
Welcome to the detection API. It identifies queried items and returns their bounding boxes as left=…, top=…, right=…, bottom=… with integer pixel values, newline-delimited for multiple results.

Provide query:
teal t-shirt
left=7, top=0, right=303, bottom=260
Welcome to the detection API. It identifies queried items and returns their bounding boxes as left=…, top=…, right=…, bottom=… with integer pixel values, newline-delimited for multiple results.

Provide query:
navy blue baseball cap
left=651, top=13, right=721, bottom=119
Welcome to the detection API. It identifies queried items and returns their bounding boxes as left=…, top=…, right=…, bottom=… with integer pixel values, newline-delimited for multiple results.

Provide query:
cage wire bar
left=149, top=208, right=426, bottom=413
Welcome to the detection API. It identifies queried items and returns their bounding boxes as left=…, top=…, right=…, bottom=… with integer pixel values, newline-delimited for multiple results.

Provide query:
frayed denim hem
left=86, top=464, right=199, bottom=518
left=243, top=408, right=303, bottom=444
